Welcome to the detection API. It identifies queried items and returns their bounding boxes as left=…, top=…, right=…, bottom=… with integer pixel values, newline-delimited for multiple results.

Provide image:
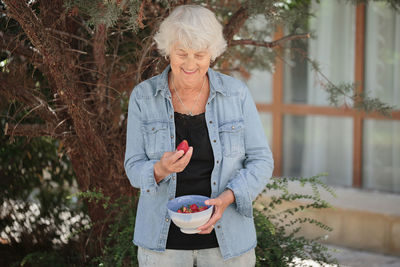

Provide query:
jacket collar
left=155, top=65, right=228, bottom=97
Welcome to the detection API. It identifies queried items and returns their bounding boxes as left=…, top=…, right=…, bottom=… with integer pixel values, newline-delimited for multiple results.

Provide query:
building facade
left=245, top=1, right=399, bottom=194
left=244, top=1, right=400, bottom=255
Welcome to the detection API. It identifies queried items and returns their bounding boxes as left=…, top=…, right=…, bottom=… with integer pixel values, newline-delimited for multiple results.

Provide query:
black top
left=166, top=112, right=219, bottom=250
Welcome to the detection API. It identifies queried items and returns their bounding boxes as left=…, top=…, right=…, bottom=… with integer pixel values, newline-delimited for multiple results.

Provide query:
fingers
left=199, top=210, right=220, bottom=229
left=174, top=147, right=193, bottom=172
left=197, top=195, right=232, bottom=234
left=159, top=147, right=193, bottom=174
left=204, top=198, right=221, bottom=206
left=169, top=147, right=193, bottom=172
left=198, top=212, right=221, bottom=234
left=169, top=149, right=185, bottom=162
left=198, top=224, right=215, bottom=234
left=198, top=202, right=222, bottom=234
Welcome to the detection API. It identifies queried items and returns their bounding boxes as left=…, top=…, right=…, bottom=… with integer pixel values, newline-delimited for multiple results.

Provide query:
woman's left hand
left=197, top=189, right=235, bottom=234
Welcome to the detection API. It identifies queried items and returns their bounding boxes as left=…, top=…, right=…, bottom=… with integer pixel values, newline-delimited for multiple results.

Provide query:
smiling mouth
left=182, top=69, right=197, bottom=75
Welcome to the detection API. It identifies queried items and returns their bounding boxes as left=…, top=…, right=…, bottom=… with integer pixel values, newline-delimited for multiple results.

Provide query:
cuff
left=226, top=175, right=253, bottom=218
left=140, top=160, right=159, bottom=195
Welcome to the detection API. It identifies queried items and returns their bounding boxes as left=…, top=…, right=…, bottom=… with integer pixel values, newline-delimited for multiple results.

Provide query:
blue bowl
left=167, top=195, right=214, bottom=234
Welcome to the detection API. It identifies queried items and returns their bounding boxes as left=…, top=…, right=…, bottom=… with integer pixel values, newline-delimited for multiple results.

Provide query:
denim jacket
left=124, top=66, right=274, bottom=260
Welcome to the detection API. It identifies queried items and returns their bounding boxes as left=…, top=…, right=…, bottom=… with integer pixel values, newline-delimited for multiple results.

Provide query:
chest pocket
left=142, top=121, right=168, bottom=159
left=218, top=121, right=245, bottom=158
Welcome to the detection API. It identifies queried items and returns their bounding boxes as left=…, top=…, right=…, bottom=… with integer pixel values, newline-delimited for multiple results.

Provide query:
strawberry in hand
left=176, top=140, right=189, bottom=154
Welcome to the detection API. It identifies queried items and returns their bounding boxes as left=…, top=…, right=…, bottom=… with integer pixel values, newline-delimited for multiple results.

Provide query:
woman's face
left=169, top=44, right=211, bottom=87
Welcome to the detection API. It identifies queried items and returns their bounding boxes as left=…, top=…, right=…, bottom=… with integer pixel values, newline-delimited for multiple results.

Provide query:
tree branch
left=0, top=74, right=59, bottom=124
left=3, top=0, right=107, bottom=157
left=93, top=23, right=107, bottom=115
left=0, top=31, right=43, bottom=64
left=223, top=7, right=249, bottom=46
left=4, top=123, right=69, bottom=138
left=230, top=33, right=310, bottom=48
left=45, top=28, right=93, bottom=46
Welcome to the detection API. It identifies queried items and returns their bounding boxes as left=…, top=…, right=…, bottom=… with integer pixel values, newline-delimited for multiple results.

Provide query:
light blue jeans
left=138, top=247, right=256, bottom=267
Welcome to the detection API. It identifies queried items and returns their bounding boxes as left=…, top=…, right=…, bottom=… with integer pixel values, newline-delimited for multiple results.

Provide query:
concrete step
left=257, top=182, right=400, bottom=257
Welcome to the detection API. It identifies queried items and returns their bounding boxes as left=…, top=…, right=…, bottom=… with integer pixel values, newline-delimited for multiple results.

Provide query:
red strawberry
left=199, top=206, right=207, bottom=212
left=176, top=140, right=189, bottom=154
left=190, top=204, right=199, bottom=212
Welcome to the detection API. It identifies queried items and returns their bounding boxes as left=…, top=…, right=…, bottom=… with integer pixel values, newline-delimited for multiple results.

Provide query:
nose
left=185, top=56, right=196, bottom=70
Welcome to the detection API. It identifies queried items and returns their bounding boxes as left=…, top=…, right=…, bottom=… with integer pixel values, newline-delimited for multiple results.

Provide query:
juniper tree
left=0, top=0, right=397, bottom=258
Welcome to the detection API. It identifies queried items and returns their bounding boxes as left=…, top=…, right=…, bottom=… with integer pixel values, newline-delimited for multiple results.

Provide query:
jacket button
left=213, top=182, right=216, bottom=186
left=146, top=189, right=150, bottom=193
left=165, top=218, right=169, bottom=222
left=152, top=127, right=155, bottom=131
left=171, top=135, right=174, bottom=139
left=231, top=126, right=235, bottom=129
left=209, top=120, right=213, bottom=124
left=217, top=225, right=221, bottom=229
left=216, top=160, right=219, bottom=164
left=170, top=115, right=173, bottom=119
left=213, top=139, right=216, bottom=143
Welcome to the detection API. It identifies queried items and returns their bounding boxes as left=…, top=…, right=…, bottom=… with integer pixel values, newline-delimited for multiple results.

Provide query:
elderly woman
left=124, top=5, right=273, bottom=267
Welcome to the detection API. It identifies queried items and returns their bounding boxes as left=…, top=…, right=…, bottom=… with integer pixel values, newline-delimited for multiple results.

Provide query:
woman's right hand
left=153, top=147, right=193, bottom=183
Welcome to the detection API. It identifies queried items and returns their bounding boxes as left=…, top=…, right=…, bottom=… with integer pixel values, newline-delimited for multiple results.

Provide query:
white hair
left=154, top=5, right=227, bottom=61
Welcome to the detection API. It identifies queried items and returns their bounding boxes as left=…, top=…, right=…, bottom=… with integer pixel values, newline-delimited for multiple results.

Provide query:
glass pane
left=259, top=112, right=272, bottom=145
left=283, top=115, right=353, bottom=187
left=284, top=0, right=355, bottom=106
left=365, top=3, right=400, bottom=107
left=234, top=68, right=272, bottom=104
left=363, top=120, right=400, bottom=193
left=246, top=69, right=272, bottom=104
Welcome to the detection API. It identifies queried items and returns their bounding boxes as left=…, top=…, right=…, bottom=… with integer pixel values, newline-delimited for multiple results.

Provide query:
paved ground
left=326, top=245, right=400, bottom=267
left=289, top=245, right=400, bottom=266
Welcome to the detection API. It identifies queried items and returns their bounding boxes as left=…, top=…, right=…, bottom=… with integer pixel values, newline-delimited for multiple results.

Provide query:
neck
left=171, top=74, right=206, bottom=93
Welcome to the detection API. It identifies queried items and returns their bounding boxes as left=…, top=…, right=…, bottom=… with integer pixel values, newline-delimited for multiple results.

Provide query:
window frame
left=256, top=3, right=400, bottom=188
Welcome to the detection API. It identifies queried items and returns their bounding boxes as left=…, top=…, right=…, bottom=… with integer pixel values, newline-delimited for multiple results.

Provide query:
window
left=244, top=1, right=400, bottom=193
left=363, top=2, right=400, bottom=192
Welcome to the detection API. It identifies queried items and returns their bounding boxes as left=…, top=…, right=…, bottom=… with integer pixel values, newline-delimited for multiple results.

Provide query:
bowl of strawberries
left=167, top=195, right=214, bottom=234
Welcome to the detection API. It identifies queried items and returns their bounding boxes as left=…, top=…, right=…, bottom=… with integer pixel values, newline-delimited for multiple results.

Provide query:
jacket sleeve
left=225, top=83, right=274, bottom=217
left=124, top=88, right=159, bottom=194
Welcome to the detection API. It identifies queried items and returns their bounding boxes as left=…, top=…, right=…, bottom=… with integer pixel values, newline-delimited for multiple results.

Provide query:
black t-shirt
left=165, top=112, right=219, bottom=250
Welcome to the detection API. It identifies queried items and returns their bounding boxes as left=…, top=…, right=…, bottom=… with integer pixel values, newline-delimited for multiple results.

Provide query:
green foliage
left=69, top=189, right=139, bottom=267
left=64, top=0, right=142, bottom=29
left=67, top=175, right=336, bottom=267
left=325, top=82, right=395, bottom=117
left=308, top=54, right=396, bottom=116
left=69, top=187, right=111, bottom=209
left=0, top=108, right=87, bottom=266
left=19, top=174, right=336, bottom=266
left=93, top=196, right=138, bottom=267
left=254, top=174, right=338, bottom=266
left=20, top=251, right=69, bottom=267
left=353, top=91, right=395, bottom=117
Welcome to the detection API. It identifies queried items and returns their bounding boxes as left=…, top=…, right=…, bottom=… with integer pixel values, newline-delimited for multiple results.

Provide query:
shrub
left=73, top=174, right=337, bottom=266
left=254, top=174, right=338, bottom=266
left=18, top=174, right=337, bottom=266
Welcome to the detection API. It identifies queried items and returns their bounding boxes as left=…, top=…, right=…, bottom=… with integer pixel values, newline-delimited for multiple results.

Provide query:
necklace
left=171, top=74, right=206, bottom=116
